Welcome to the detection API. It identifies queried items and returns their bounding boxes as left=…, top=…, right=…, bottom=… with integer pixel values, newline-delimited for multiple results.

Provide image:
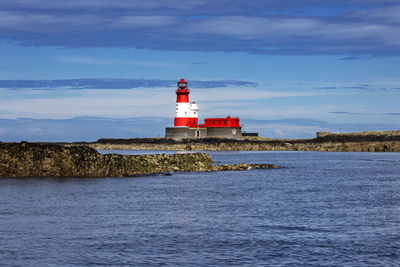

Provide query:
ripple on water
left=0, top=151, right=399, bottom=266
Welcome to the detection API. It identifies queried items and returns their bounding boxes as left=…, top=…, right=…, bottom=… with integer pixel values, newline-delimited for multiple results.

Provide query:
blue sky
left=0, top=0, right=400, bottom=141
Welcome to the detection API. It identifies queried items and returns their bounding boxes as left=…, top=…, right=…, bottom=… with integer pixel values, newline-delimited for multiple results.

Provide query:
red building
left=201, top=117, right=240, bottom=128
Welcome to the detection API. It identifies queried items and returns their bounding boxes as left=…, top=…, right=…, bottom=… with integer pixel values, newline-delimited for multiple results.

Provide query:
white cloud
left=1, top=3, right=400, bottom=54
left=54, top=56, right=111, bottom=65
left=0, top=86, right=331, bottom=119
left=0, top=88, right=174, bottom=119
left=113, top=16, right=177, bottom=28
left=345, top=4, right=400, bottom=24
left=0, top=0, right=203, bottom=10
left=0, top=12, right=106, bottom=32
left=53, top=56, right=176, bottom=67
left=0, top=11, right=177, bottom=32
left=191, top=87, right=324, bottom=102
left=200, top=104, right=338, bottom=119
left=0, top=82, right=397, bottom=123
left=188, top=15, right=399, bottom=45
left=190, top=16, right=322, bottom=39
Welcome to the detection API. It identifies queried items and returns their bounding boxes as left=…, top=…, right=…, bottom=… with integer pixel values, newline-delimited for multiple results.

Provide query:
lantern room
left=177, top=79, right=188, bottom=91
left=175, top=79, right=190, bottom=103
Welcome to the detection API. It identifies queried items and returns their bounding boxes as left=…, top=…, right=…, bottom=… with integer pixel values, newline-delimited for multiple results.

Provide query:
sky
left=0, top=0, right=400, bottom=141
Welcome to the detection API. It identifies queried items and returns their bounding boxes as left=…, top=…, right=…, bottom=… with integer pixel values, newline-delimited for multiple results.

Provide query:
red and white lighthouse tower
left=174, top=79, right=198, bottom=127
left=166, top=78, right=244, bottom=140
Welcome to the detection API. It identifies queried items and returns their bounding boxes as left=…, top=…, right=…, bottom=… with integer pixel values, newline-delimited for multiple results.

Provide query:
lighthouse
left=174, top=79, right=198, bottom=128
left=165, top=79, right=244, bottom=140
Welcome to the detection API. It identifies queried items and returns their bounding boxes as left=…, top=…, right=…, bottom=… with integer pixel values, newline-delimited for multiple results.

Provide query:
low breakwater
left=0, top=142, right=278, bottom=178
left=86, top=134, right=400, bottom=152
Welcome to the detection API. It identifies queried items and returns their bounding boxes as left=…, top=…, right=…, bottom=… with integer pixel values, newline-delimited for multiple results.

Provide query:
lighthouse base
left=165, top=127, right=207, bottom=140
left=165, top=127, right=243, bottom=140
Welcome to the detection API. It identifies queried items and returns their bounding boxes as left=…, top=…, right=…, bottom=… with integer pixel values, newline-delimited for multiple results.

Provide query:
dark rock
left=0, top=142, right=279, bottom=178
left=212, top=163, right=280, bottom=171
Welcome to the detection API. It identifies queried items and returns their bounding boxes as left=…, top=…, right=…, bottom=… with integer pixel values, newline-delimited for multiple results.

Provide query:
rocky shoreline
left=0, top=142, right=279, bottom=178
left=90, top=140, right=400, bottom=152
left=80, top=131, right=400, bottom=152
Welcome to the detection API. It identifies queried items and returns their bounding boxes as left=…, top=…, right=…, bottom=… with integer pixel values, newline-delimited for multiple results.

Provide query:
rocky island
left=0, top=142, right=279, bottom=178
left=85, top=130, right=400, bottom=152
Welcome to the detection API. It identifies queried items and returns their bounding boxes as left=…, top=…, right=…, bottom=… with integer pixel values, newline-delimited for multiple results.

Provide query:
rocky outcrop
left=0, top=142, right=279, bottom=178
left=87, top=132, right=400, bottom=152
left=212, top=163, right=279, bottom=171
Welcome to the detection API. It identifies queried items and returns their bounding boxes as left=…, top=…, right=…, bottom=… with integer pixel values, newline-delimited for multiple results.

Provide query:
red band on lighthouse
left=174, top=117, right=198, bottom=128
left=176, top=78, right=189, bottom=103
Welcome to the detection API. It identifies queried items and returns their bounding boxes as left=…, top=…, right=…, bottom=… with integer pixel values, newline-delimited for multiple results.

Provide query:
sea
left=0, top=151, right=399, bottom=266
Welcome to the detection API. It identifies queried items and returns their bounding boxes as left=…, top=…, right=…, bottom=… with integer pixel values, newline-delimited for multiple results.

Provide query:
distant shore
left=73, top=130, right=400, bottom=152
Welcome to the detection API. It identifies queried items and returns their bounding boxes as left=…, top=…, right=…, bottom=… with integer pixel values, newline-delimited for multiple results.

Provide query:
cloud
left=1, top=116, right=396, bottom=142
left=1, top=1, right=398, bottom=14
left=54, top=56, right=111, bottom=65
left=113, top=16, right=177, bottom=28
left=0, top=0, right=205, bottom=13
left=1, top=1, right=400, bottom=55
left=0, top=81, right=336, bottom=121
left=383, top=113, right=400, bottom=115
left=345, top=4, right=400, bottom=24
left=340, top=56, right=362, bottom=60
left=314, top=86, right=337, bottom=90
left=53, top=56, right=176, bottom=67
left=0, top=87, right=177, bottom=119
left=342, top=85, right=371, bottom=90
left=329, top=111, right=362, bottom=115
left=189, top=62, right=208, bottom=65
left=0, top=117, right=171, bottom=142
left=0, top=86, right=325, bottom=120
left=196, top=90, right=323, bottom=104
left=313, top=84, right=397, bottom=91
left=0, top=78, right=258, bottom=90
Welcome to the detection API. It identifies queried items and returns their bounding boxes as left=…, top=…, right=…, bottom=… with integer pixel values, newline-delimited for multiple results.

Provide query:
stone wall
left=206, top=127, right=243, bottom=140
left=165, top=127, right=243, bottom=140
left=165, top=127, right=207, bottom=140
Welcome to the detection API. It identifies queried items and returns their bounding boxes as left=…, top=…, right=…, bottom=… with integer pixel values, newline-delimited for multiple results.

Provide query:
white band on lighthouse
left=176, top=102, right=198, bottom=118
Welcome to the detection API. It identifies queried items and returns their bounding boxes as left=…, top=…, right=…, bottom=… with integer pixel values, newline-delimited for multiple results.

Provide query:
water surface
left=1, top=151, right=399, bottom=266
